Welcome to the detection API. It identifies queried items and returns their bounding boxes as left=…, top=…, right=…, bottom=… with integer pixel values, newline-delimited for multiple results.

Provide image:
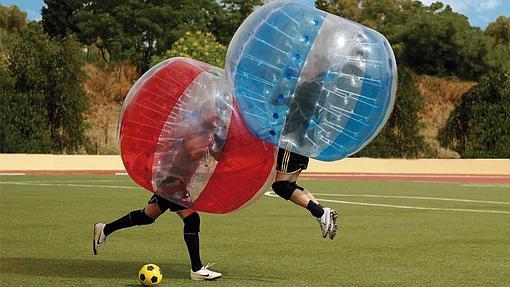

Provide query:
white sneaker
left=93, top=223, right=107, bottom=255
left=317, top=208, right=338, bottom=239
left=190, top=263, right=222, bottom=280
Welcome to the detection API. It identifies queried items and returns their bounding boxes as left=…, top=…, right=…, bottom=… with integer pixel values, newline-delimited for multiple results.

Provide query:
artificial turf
left=1, top=175, right=509, bottom=286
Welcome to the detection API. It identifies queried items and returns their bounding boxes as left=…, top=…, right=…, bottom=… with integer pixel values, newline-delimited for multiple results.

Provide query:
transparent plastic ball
left=226, top=0, right=397, bottom=161
left=118, top=58, right=276, bottom=213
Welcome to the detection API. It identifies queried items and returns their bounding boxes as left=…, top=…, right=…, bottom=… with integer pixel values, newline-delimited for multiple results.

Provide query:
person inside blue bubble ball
left=270, top=53, right=337, bottom=240
left=272, top=57, right=337, bottom=240
left=280, top=55, right=331, bottom=147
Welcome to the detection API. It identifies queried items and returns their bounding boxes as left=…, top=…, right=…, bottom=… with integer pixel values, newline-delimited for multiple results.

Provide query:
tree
left=213, top=0, right=264, bottom=44
left=49, top=0, right=226, bottom=72
left=151, top=31, right=227, bottom=68
left=485, top=16, right=510, bottom=45
left=485, top=17, right=510, bottom=74
left=41, top=0, right=262, bottom=73
left=1, top=14, right=51, bottom=153
left=42, top=0, right=84, bottom=38
left=1, top=23, right=89, bottom=153
left=386, top=2, right=491, bottom=80
left=356, top=67, right=430, bottom=158
left=316, top=0, right=363, bottom=22
left=318, top=1, right=493, bottom=80
left=0, top=4, right=27, bottom=33
left=0, top=63, right=51, bottom=153
left=439, top=72, right=510, bottom=158
left=1, top=4, right=27, bottom=57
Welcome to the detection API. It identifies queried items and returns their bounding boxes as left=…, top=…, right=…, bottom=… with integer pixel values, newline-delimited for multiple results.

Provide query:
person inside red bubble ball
left=93, top=101, right=226, bottom=281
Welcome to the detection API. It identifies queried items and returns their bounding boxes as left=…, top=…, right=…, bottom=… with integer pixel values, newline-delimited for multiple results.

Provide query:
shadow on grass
left=226, top=275, right=285, bottom=283
left=0, top=257, right=189, bottom=280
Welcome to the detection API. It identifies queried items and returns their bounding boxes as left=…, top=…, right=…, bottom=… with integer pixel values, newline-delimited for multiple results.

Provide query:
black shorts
left=148, top=194, right=187, bottom=213
left=276, top=148, right=309, bottom=173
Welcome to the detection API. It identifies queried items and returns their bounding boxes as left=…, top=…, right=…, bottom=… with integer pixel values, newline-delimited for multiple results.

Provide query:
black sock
left=103, top=210, right=154, bottom=236
left=307, top=200, right=324, bottom=218
left=103, top=214, right=133, bottom=236
left=184, top=233, right=203, bottom=272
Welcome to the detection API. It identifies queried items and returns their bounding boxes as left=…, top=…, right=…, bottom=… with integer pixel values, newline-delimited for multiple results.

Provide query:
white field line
left=264, top=192, right=510, bottom=215
left=461, top=184, right=510, bottom=188
left=302, top=173, right=510, bottom=179
left=0, top=173, right=25, bottom=176
left=311, top=193, right=510, bottom=205
left=3, top=181, right=510, bottom=214
left=0, top=181, right=139, bottom=190
left=0, top=180, right=126, bottom=183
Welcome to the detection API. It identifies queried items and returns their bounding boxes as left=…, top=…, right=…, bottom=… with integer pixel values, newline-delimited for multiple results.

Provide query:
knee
left=183, top=212, right=200, bottom=234
left=129, top=209, right=155, bottom=226
left=271, top=181, right=297, bottom=200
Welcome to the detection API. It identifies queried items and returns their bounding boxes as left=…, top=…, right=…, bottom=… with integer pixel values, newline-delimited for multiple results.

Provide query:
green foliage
left=0, top=4, right=27, bottom=33
left=0, top=4, right=27, bottom=58
left=382, top=2, right=491, bottom=80
left=151, top=31, right=227, bottom=68
left=316, top=0, right=363, bottom=22
left=213, top=0, right=264, bottom=44
left=439, top=72, right=510, bottom=158
left=41, top=0, right=262, bottom=73
left=0, top=66, right=51, bottom=153
left=485, top=40, right=510, bottom=74
left=485, top=16, right=510, bottom=45
left=318, top=0, right=496, bottom=80
left=356, top=67, right=430, bottom=158
left=42, top=0, right=84, bottom=38
left=0, top=23, right=89, bottom=153
left=42, top=0, right=224, bottom=72
left=485, top=17, right=510, bottom=74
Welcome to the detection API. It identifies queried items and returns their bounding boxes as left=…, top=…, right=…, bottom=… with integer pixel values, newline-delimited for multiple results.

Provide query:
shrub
left=439, top=72, right=510, bottom=158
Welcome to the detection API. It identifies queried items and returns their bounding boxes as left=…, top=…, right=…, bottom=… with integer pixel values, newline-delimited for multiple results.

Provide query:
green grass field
left=1, top=175, right=509, bottom=286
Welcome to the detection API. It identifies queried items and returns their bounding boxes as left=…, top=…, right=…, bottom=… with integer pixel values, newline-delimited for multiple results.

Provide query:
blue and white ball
left=226, top=0, right=397, bottom=161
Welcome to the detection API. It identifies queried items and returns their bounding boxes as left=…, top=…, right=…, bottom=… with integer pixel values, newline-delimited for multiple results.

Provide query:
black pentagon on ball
left=140, top=274, right=146, bottom=281
left=151, top=276, right=158, bottom=283
left=147, top=265, right=154, bottom=271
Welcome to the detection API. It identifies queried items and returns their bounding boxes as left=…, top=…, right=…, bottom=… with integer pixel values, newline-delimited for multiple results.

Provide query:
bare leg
left=302, top=188, right=319, bottom=204
left=143, top=203, right=163, bottom=219
left=275, top=170, right=319, bottom=206
left=176, top=209, right=196, bottom=219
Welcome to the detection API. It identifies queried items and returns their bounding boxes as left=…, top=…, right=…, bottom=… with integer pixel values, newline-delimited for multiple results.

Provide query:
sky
left=1, top=0, right=509, bottom=29
left=419, top=0, right=510, bottom=29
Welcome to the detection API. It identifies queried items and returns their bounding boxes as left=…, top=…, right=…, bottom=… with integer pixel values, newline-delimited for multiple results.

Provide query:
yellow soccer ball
left=138, top=264, right=163, bottom=286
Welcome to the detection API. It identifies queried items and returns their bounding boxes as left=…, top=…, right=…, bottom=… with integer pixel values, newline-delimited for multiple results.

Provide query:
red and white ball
left=118, top=58, right=275, bottom=213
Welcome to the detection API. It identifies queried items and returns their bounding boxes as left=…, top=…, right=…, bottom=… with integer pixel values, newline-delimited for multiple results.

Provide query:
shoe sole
left=329, top=210, right=338, bottom=240
left=191, top=275, right=222, bottom=281
left=93, top=223, right=100, bottom=255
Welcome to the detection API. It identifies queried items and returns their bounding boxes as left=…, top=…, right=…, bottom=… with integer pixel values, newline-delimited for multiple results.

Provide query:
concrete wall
left=0, top=154, right=509, bottom=175
left=306, top=158, right=510, bottom=175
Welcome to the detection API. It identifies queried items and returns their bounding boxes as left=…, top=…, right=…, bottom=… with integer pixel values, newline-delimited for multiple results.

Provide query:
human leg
left=290, top=177, right=338, bottom=239
left=177, top=210, right=222, bottom=280
left=178, top=210, right=202, bottom=272
left=273, top=149, right=338, bottom=239
left=273, top=170, right=324, bottom=218
left=295, top=184, right=319, bottom=204
left=93, top=196, right=165, bottom=255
